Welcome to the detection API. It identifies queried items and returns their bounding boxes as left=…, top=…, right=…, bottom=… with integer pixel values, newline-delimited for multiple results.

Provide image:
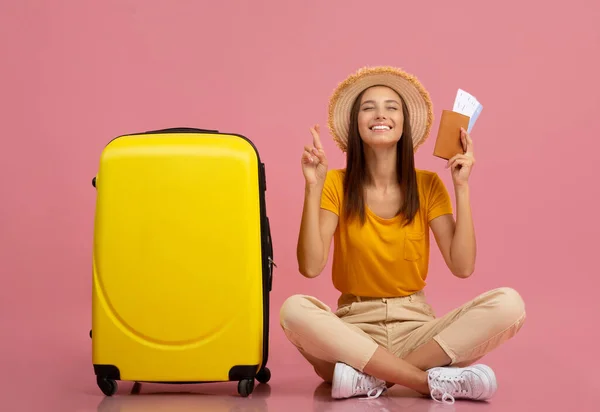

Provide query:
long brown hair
left=343, top=86, right=419, bottom=226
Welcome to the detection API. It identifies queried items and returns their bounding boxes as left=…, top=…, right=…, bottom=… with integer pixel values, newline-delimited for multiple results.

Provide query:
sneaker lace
left=356, top=374, right=386, bottom=400
left=429, top=374, right=469, bottom=405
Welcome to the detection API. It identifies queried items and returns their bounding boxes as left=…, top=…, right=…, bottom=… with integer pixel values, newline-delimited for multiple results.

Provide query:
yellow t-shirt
left=320, top=168, right=453, bottom=297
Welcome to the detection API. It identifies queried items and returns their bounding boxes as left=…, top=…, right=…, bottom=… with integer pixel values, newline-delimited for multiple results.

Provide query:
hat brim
left=327, top=66, right=434, bottom=153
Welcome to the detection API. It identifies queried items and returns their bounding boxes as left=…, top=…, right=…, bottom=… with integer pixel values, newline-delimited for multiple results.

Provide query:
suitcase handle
left=265, top=217, right=275, bottom=291
left=145, top=127, right=219, bottom=134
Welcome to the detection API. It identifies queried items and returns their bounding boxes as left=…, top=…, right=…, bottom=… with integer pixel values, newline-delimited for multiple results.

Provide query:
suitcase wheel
left=237, top=379, right=254, bottom=397
left=256, top=367, right=271, bottom=384
left=97, top=376, right=118, bottom=396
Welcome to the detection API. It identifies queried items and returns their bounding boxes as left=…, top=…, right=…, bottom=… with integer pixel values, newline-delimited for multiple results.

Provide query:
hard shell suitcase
left=90, top=127, right=275, bottom=397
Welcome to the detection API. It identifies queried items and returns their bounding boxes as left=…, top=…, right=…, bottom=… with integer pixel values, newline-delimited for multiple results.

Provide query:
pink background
left=1, top=0, right=599, bottom=410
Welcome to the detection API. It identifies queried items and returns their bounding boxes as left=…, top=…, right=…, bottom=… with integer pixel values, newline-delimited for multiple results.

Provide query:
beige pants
left=279, top=287, right=526, bottom=382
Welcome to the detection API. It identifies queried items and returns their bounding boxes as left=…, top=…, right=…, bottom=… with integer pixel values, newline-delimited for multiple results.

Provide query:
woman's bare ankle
left=415, top=372, right=430, bottom=395
left=364, top=346, right=433, bottom=394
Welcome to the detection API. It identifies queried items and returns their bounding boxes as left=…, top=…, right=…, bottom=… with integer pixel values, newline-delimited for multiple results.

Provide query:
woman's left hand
left=446, top=128, right=475, bottom=187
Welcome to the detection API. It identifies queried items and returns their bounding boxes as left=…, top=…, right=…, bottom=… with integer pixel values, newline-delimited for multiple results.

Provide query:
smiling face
left=357, top=85, right=405, bottom=150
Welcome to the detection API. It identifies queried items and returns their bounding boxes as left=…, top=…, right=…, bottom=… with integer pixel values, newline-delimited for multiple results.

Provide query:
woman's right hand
left=302, top=124, right=328, bottom=187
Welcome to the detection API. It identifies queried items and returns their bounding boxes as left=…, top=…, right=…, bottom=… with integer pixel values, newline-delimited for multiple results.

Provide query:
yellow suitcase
left=90, top=127, right=275, bottom=397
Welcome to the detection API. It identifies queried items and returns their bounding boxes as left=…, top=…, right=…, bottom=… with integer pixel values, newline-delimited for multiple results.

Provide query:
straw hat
left=327, top=66, right=434, bottom=152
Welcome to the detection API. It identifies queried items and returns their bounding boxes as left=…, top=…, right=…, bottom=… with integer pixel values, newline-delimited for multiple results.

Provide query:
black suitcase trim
left=92, top=127, right=275, bottom=397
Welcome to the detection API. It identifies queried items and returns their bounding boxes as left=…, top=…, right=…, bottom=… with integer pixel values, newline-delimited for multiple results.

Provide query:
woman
left=279, top=66, right=526, bottom=405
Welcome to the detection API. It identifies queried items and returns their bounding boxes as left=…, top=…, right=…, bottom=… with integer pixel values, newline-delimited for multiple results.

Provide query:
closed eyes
left=362, top=106, right=398, bottom=111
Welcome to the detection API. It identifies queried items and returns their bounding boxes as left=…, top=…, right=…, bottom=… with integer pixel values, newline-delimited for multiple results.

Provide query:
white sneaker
left=427, top=364, right=498, bottom=404
left=331, top=362, right=387, bottom=400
